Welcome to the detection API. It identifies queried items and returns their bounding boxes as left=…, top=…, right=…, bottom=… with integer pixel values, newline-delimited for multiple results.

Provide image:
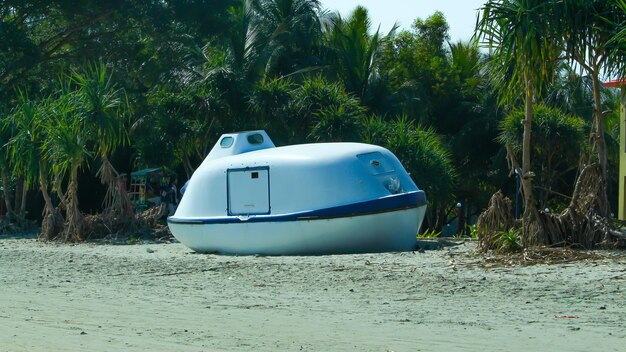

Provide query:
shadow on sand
left=0, top=231, right=40, bottom=240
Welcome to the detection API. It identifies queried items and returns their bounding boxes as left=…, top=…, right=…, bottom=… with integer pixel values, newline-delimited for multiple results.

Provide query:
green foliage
left=499, top=104, right=584, bottom=154
left=377, top=12, right=451, bottom=121
left=138, top=79, right=227, bottom=175
left=293, top=76, right=365, bottom=143
left=249, top=77, right=295, bottom=142
left=72, top=63, right=129, bottom=158
left=0, top=0, right=236, bottom=103
left=249, top=75, right=367, bottom=144
left=465, top=224, right=479, bottom=239
left=308, top=105, right=361, bottom=142
left=499, top=104, right=585, bottom=207
left=555, top=0, right=626, bottom=79
left=252, top=0, right=323, bottom=77
left=478, top=225, right=521, bottom=253
left=323, top=6, right=395, bottom=107
left=417, top=228, right=441, bottom=239
left=127, top=233, right=141, bottom=245
left=42, top=88, right=91, bottom=180
left=496, top=228, right=521, bottom=253
left=4, top=91, right=46, bottom=189
left=476, top=0, right=561, bottom=104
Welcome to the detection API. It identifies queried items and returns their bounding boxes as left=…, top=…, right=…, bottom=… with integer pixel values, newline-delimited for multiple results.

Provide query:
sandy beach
left=1, top=234, right=625, bottom=352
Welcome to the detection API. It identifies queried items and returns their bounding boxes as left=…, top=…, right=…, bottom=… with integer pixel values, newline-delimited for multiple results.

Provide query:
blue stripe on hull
left=168, top=190, right=427, bottom=225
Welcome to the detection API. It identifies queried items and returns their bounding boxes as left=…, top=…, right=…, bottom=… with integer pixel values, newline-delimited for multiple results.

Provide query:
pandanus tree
left=0, top=122, right=14, bottom=219
left=550, top=0, right=626, bottom=217
left=4, top=92, right=64, bottom=238
left=43, top=91, right=91, bottom=242
left=293, top=76, right=365, bottom=143
left=476, top=0, right=560, bottom=246
left=0, top=111, right=29, bottom=224
left=499, top=104, right=586, bottom=209
left=71, top=64, right=132, bottom=226
left=249, top=75, right=366, bottom=144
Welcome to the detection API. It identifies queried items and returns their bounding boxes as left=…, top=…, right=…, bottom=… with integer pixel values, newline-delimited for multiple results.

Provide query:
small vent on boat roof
left=247, top=133, right=264, bottom=145
left=357, top=152, right=395, bottom=175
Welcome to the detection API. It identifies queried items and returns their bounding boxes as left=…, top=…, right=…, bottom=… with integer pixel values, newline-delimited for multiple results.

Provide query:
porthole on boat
left=247, top=133, right=264, bottom=145
left=220, top=136, right=234, bottom=148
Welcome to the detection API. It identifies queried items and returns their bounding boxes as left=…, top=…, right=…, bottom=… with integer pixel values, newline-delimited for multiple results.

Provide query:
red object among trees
left=603, top=79, right=626, bottom=88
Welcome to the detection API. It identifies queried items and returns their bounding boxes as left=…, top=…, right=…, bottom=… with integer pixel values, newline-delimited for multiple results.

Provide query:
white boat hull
left=169, top=206, right=426, bottom=255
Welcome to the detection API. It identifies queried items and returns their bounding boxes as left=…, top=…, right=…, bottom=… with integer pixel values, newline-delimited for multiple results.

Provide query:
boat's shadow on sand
left=0, top=232, right=39, bottom=240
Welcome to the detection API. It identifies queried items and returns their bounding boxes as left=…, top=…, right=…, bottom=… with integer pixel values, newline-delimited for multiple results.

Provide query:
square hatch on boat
left=227, top=167, right=270, bottom=215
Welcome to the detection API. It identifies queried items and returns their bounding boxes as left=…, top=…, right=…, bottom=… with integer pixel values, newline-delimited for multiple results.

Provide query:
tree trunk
left=14, top=177, right=24, bottom=218
left=20, top=181, right=27, bottom=214
left=590, top=70, right=609, bottom=217
left=39, top=160, right=63, bottom=239
left=1, top=167, right=14, bottom=217
left=437, top=205, right=446, bottom=232
left=63, top=164, right=84, bottom=242
left=520, top=81, right=543, bottom=246
left=54, top=177, right=68, bottom=211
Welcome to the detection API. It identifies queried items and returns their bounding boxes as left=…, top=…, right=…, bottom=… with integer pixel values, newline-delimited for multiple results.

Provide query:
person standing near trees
left=166, top=177, right=179, bottom=216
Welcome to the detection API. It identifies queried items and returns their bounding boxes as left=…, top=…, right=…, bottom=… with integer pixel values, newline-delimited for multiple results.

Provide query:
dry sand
left=1, top=234, right=625, bottom=352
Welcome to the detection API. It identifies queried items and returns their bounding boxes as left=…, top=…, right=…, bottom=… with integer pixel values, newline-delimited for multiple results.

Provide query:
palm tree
left=546, top=63, right=594, bottom=118
left=323, top=6, right=396, bottom=106
left=252, top=0, right=323, bottom=77
left=197, top=1, right=271, bottom=129
left=476, top=0, right=560, bottom=246
left=226, top=1, right=269, bottom=83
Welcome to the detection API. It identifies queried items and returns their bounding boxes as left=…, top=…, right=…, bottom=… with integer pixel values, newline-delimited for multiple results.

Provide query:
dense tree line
left=0, top=0, right=624, bottom=244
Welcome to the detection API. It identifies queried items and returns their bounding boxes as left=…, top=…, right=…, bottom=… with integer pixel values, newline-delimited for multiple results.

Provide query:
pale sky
left=319, top=0, right=485, bottom=43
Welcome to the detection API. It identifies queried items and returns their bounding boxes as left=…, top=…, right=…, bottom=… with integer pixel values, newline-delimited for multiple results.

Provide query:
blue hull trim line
left=168, top=190, right=427, bottom=225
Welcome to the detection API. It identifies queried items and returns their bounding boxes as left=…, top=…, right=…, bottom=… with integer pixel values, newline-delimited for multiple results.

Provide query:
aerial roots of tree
left=478, top=164, right=626, bottom=251
left=82, top=203, right=170, bottom=240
